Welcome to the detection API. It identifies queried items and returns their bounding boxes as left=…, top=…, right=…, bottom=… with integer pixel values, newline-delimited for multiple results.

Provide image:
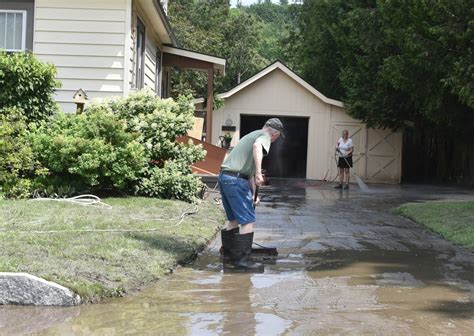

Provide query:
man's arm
left=253, top=141, right=264, bottom=186
left=249, top=177, right=260, bottom=205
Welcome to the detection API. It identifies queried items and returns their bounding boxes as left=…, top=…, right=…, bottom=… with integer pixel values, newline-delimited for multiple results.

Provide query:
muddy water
left=1, top=182, right=474, bottom=335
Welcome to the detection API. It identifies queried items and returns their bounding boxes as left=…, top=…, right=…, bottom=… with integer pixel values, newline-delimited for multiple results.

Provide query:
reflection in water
left=221, top=274, right=256, bottom=335
left=180, top=312, right=223, bottom=336
left=255, top=313, right=292, bottom=335
left=0, top=305, right=79, bottom=335
left=338, top=189, right=350, bottom=202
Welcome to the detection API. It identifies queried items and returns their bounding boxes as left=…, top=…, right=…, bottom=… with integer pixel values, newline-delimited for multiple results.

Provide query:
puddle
left=250, top=271, right=305, bottom=289
left=180, top=313, right=223, bottom=335
left=255, top=313, right=292, bottom=335
left=373, top=272, right=424, bottom=287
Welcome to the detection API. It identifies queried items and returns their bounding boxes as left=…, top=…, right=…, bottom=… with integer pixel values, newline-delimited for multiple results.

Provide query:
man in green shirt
left=219, top=118, right=284, bottom=272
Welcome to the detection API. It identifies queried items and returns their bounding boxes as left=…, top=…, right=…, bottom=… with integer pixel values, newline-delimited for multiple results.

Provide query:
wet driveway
left=2, top=181, right=474, bottom=335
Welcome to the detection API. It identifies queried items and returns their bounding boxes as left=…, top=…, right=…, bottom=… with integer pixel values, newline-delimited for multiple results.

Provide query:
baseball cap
left=264, top=118, right=285, bottom=138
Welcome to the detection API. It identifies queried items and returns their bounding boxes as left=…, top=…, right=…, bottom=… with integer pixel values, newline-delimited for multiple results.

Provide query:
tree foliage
left=0, top=51, right=60, bottom=123
left=167, top=0, right=297, bottom=97
left=242, top=1, right=293, bottom=64
left=0, top=107, right=47, bottom=198
left=290, top=0, right=473, bottom=134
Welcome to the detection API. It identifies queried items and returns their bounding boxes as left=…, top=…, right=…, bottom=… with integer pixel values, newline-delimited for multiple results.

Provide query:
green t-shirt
left=221, top=130, right=271, bottom=177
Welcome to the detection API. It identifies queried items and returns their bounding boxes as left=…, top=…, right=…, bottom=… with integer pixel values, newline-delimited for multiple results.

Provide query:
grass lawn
left=0, top=197, right=225, bottom=303
left=395, top=201, right=474, bottom=251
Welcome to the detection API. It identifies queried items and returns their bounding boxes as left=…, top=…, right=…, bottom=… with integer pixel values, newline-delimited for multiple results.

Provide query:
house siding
left=33, top=0, right=127, bottom=112
left=144, top=34, right=157, bottom=91
left=129, top=0, right=163, bottom=95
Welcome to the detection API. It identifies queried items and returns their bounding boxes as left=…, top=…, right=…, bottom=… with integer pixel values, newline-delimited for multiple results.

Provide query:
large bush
left=87, top=91, right=206, bottom=201
left=16, top=91, right=205, bottom=201
left=0, top=107, right=46, bottom=198
left=0, top=51, right=60, bottom=123
left=1, top=90, right=205, bottom=201
left=32, top=109, right=147, bottom=195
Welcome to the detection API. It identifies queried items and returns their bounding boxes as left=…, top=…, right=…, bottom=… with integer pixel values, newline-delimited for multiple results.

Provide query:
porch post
left=206, top=67, right=214, bottom=143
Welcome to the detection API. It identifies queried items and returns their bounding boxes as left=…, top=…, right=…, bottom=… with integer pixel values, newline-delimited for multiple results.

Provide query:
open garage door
left=240, top=115, right=309, bottom=178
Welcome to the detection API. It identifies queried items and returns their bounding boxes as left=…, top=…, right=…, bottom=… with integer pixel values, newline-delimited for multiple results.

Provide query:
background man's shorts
left=218, top=173, right=255, bottom=225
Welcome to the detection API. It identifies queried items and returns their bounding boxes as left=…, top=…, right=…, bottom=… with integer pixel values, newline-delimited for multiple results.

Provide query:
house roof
left=213, top=61, right=344, bottom=107
left=139, top=0, right=178, bottom=46
left=162, top=46, right=226, bottom=75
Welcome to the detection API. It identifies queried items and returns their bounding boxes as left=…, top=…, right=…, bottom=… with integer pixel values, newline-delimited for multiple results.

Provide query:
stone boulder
left=0, top=273, right=81, bottom=306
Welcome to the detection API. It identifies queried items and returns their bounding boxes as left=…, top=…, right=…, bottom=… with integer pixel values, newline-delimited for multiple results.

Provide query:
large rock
left=0, top=273, right=81, bottom=306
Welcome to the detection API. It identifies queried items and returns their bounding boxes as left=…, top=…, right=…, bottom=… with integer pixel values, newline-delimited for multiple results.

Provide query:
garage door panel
left=366, top=155, right=397, bottom=181
left=366, top=128, right=402, bottom=183
left=367, top=129, right=398, bottom=154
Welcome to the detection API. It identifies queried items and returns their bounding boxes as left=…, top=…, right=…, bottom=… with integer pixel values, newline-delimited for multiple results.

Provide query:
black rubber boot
left=229, top=232, right=264, bottom=273
left=220, top=227, right=239, bottom=262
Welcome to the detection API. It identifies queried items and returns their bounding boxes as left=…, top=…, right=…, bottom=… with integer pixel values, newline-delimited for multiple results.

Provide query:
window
left=161, top=69, right=169, bottom=98
left=0, top=10, right=27, bottom=52
left=135, top=18, right=146, bottom=89
left=155, top=50, right=161, bottom=96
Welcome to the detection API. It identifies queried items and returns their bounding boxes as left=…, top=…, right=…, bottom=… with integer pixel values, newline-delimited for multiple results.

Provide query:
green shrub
left=137, top=162, right=204, bottom=201
left=87, top=91, right=206, bottom=201
left=32, top=110, right=147, bottom=194
left=2, top=90, right=205, bottom=201
left=0, top=107, right=47, bottom=198
left=88, top=91, right=199, bottom=159
left=0, top=51, right=60, bottom=123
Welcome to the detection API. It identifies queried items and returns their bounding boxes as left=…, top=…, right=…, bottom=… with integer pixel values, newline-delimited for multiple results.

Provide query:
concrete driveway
left=2, top=181, right=474, bottom=335
left=238, top=181, right=474, bottom=334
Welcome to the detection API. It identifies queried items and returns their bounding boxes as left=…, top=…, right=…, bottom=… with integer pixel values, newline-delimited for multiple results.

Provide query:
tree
left=243, top=1, right=295, bottom=65
left=222, top=10, right=266, bottom=87
left=167, top=0, right=300, bottom=98
left=168, top=0, right=264, bottom=96
left=378, top=0, right=474, bottom=131
left=290, top=0, right=350, bottom=101
left=288, top=0, right=474, bottom=183
left=289, top=0, right=474, bottom=134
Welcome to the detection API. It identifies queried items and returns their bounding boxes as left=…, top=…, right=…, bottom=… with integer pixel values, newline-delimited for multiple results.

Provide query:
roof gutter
left=152, top=0, right=178, bottom=47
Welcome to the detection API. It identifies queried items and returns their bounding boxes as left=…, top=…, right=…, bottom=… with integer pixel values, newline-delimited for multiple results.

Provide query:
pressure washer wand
left=251, top=184, right=278, bottom=256
left=253, top=186, right=259, bottom=209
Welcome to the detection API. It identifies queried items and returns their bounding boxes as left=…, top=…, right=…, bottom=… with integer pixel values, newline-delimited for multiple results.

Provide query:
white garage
left=208, top=61, right=402, bottom=184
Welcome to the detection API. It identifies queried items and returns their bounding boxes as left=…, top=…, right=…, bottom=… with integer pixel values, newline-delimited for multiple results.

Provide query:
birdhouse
left=73, top=89, right=88, bottom=114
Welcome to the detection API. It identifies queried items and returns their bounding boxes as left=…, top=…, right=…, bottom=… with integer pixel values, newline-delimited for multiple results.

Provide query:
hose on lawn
left=0, top=195, right=203, bottom=234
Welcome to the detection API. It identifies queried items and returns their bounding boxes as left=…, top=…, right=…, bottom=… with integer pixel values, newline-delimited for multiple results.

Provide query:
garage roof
left=216, top=61, right=344, bottom=107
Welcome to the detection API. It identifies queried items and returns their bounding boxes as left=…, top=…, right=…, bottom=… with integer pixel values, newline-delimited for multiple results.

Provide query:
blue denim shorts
left=218, top=172, right=255, bottom=225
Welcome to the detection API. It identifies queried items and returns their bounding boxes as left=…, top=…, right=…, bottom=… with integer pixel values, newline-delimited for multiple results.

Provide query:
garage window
left=0, top=10, right=27, bottom=52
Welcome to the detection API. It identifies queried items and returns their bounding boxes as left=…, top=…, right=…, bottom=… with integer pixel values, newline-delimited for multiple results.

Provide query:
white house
left=0, top=0, right=225, bottom=141
left=197, top=61, right=402, bottom=184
